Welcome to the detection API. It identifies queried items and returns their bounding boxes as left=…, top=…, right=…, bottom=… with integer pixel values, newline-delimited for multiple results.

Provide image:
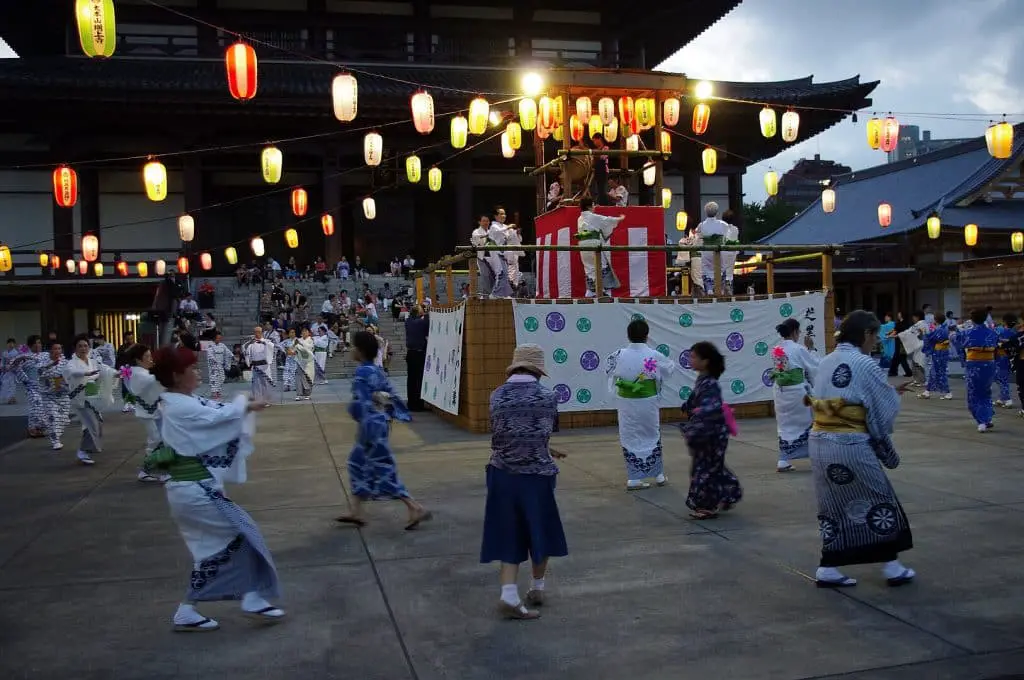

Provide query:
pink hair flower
left=119, top=365, right=133, bottom=381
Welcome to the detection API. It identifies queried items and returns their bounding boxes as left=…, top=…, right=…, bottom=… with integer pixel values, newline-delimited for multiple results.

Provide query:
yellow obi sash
left=804, top=397, right=868, bottom=434
left=966, top=348, right=995, bottom=361
left=934, top=341, right=950, bottom=350
left=995, top=347, right=1007, bottom=358
left=615, top=377, right=658, bottom=399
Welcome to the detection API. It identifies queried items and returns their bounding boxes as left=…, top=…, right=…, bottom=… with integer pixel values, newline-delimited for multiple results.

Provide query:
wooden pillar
left=445, top=265, right=455, bottom=303
left=415, top=275, right=424, bottom=304
left=727, top=172, right=743, bottom=213
left=681, top=268, right=690, bottom=296
left=468, top=257, right=478, bottom=295
left=653, top=94, right=664, bottom=208
left=593, top=250, right=603, bottom=296
left=683, top=172, right=701, bottom=232
left=765, top=258, right=776, bottom=294
left=428, top=269, right=438, bottom=302
left=712, top=251, right=722, bottom=296
left=823, top=252, right=835, bottom=352
left=560, top=91, right=571, bottom=201
left=52, top=199, right=74, bottom=256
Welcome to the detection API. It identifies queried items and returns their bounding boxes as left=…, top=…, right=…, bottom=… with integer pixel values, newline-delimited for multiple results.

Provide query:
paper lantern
left=986, top=121, right=1013, bottom=159
left=428, top=167, right=442, bottom=192
left=574, top=96, right=592, bottom=122
left=76, top=0, right=116, bottom=58
left=406, top=155, right=421, bottom=183
left=926, top=215, right=941, bottom=239
left=155, top=259, right=166, bottom=275
left=880, top=116, right=899, bottom=153
left=569, top=115, right=584, bottom=142
left=362, top=196, right=376, bottom=220
left=764, top=170, right=779, bottom=196
left=598, top=97, right=616, bottom=125
left=39, top=252, right=49, bottom=268
left=660, top=131, right=672, bottom=153
left=538, top=96, right=555, bottom=130
left=50, top=255, right=60, bottom=270
left=364, top=132, right=383, bottom=166
left=663, top=98, right=680, bottom=127
left=116, top=260, right=128, bottom=277
left=178, top=214, right=195, bottom=242
left=143, top=160, right=167, bottom=202
left=177, top=256, right=189, bottom=274
left=224, top=247, right=238, bottom=265
left=79, top=260, right=88, bottom=275
left=636, top=98, right=655, bottom=129
left=291, top=187, right=307, bottom=217
left=878, top=202, right=892, bottom=228
left=625, top=134, right=639, bottom=152
left=585, top=114, right=602, bottom=140
left=551, top=96, right=565, bottom=125
left=506, top=121, right=522, bottom=150
left=692, top=103, right=710, bottom=135
left=66, top=259, right=76, bottom=274
left=81, top=233, right=99, bottom=262
left=781, top=110, right=800, bottom=143
left=94, top=262, right=104, bottom=277
left=283, top=228, right=298, bottom=249
left=618, top=96, right=634, bottom=127
left=410, top=91, right=435, bottom=134
left=759, top=107, right=777, bottom=138
left=701, top=147, right=717, bottom=174
left=251, top=236, right=265, bottom=257
left=821, top=188, right=836, bottom=213
left=53, top=165, right=78, bottom=208
left=331, top=72, right=358, bottom=122
left=661, top=188, right=672, bottom=209
left=468, top=97, right=489, bottom=135
left=137, top=261, right=148, bottom=278
left=1012, top=231, right=1024, bottom=253
left=261, top=145, right=282, bottom=184
left=518, top=98, right=537, bottom=131
left=553, top=126, right=564, bottom=142
left=603, top=118, right=619, bottom=144
left=0, top=244, right=10, bottom=272
left=225, top=42, right=258, bottom=101
left=321, top=214, right=334, bottom=237
left=642, top=164, right=656, bottom=186
left=450, top=115, right=468, bottom=149
left=964, top=223, right=978, bottom=247
left=500, top=131, right=515, bottom=158
left=675, top=211, right=688, bottom=231
left=537, top=124, right=551, bottom=141
left=866, top=117, right=882, bottom=150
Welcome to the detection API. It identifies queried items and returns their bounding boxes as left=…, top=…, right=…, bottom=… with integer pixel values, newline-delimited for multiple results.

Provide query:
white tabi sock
left=173, top=603, right=206, bottom=625
left=500, top=584, right=521, bottom=606
left=815, top=566, right=852, bottom=583
left=882, top=560, right=911, bottom=580
left=531, top=578, right=546, bottom=592
left=242, top=591, right=272, bottom=612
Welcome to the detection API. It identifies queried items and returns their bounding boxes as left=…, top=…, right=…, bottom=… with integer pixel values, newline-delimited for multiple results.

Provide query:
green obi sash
left=575, top=229, right=603, bottom=242
left=142, top=446, right=213, bottom=482
left=84, top=382, right=99, bottom=397
left=615, top=377, right=658, bottom=399
left=772, top=367, right=806, bottom=387
left=702, top=234, right=724, bottom=245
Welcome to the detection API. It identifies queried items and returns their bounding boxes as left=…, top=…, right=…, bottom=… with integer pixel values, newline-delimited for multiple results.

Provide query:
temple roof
left=760, top=122, right=1024, bottom=245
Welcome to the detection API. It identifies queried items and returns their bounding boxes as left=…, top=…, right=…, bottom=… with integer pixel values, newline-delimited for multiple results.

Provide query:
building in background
left=888, top=125, right=973, bottom=163
left=772, top=154, right=852, bottom=210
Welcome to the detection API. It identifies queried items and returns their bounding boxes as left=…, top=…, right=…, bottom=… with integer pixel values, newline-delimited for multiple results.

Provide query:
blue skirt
left=480, top=465, right=568, bottom=565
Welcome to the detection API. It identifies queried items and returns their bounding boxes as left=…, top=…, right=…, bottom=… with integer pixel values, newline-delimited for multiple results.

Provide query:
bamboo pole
left=712, top=251, right=723, bottom=296
left=560, top=91, right=571, bottom=199
left=765, top=260, right=776, bottom=294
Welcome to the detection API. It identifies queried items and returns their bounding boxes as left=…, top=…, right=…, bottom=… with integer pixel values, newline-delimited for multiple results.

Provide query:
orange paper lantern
left=116, top=260, right=128, bottom=277
left=53, top=165, right=78, bottom=208
left=692, top=103, right=710, bottom=135
left=225, top=42, right=258, bottom=101
left=291, top=187, right=308, bottom=217
left=569, top=115, right=584, bottom=142
left=177, top=256, right=189, bottom=274
left=321, top=213, right=335, bottom=236
left=200, top=252, right=213, bottom=270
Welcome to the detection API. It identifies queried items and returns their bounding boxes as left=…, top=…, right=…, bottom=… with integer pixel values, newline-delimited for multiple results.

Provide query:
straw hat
left=506, top=343, right=547, bottom=376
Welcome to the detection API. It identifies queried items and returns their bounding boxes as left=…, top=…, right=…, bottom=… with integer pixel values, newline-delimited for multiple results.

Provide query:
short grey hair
left=704, top=201, right=720, bottom=217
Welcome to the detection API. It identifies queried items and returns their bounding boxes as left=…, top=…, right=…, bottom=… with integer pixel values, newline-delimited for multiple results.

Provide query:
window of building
left=327, top=0, right=413, bottom=15
left=116, top=23, right=198, bottom=57
left=430, top=5, right=513, bottom=20
left=531, top=38, right=601, bottom=63
left=218, top=28, right=308, bottom=53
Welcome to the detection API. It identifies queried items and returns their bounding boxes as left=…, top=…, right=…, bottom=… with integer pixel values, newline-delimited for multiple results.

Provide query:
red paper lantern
left=879, top=116, right=900, bottom=153
left=291, top=187, right=308, bottom=217
left=81, top=233, right=99, bottom=262
left=569, top=115, right=584, bottom=142
left=618, top=96, right=634, bottom=127
left=200, top=252, right=213, bottom=270
left=878, top=202, right=892, bottom=228
left=50, top=254, right=60, bottom=270
left=177, top=256, right=189, bottom=274
left=321, top=213, right=335, bottom=236
left=116, top=260, right=128, bottom=277
left=53, top=165, right=78, bottom=208
left=410, top=90, right=435, bottom=134
left=692, top=103, right=710, bottom=135
left=225, top=42, right=258, bottom=101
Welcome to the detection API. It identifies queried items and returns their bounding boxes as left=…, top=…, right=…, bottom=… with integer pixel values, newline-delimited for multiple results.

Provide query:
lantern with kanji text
left=879, top=116, right=899, bottom=153
left=506, top=122, right=522, bottom=150
left=866, top=117, right=882, bottom=150
left=618, top=96, right=634, bottom=127
left=598, top=97, right=615, bottom=125
left=469, top=97, right=490, bottom=135
left=143, top=160, right=167, bottom=202
left=53, top=165, right=78, bottom=208
left=518, top=98, right=537, bottom=131
left=450, top=115, right=468, bottom=149
left=636, top=98, right=656, bottom=129
left=411, top=91, right=435, bottom=134
left=603, top=117, right=618, bottom=143
left=291, top=187, right=307, bottom=217
left=406, top=155, right=421, bottom=183
left=660, top=131, right=671, bottom=153
left=538, top=96, right=555, bottom=130
left=781, top=110, right=800, bottom=143
left=663, top=98, right=680, bottom=127
left=81, top=233, right=99, bottom=262
left=76, top=0, right=116, bottom=58
left=569, top=115, right=584, bottom=142
left=225, top=42, right=258, bottom=101
left=364, top=132, right=383, bottom=166
left=261, top=145, right=282, bottom=184
left=575, top=97, right=592, bottom=121
left=759, top=107, right=777, bottom=138
left=332, top=72, right=358, bottom=122
left=701, top=147, right=717, bottom=174
left=692, top=103, right=710, bottom=135
left=428, top=167, right=442, bottom=192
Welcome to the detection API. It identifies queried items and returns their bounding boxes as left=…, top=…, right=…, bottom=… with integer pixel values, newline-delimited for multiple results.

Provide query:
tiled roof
left=760, top=122, right=1024, bottom=245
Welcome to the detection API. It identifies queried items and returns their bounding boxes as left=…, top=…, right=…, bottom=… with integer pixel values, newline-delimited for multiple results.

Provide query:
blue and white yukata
left=0, top=347, right=20, bottom=403
left=347, top=362, right=412, bottom=500
left=13, top=352, right=47, bottom=436
left=244, top=338, right=277, bottom=402
left=63, top=354, right=117, bottom=460
left=313, top=334, right=331, bottom=383
left=293, top=337, right=315, bottom=398
left=961, top=324, right=999, bottom=430
left=994, top=326, right=1016, bottom=407
left=128, top=364, right=168, bottom=483
left=921, top=324, right=951, bottom=398
left=39, top=357, right=70, bottom=448
left=771, top=339, right=821, bottom=471
left=280, top=338, right=297, bottom=391
left=205, top=341, right=232, bottom=399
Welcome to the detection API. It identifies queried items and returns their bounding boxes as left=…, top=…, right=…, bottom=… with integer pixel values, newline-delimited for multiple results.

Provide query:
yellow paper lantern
left=94, top=262, right=104, bottom=277
left=821, top=187, right=836, bottom=213
left=39, top=252, right=49, bottom=268
left=143, top=160, right=168, bottom=202
left=362, top=196, right=376, bottom=220
left=178, top=214, right=195, bottom=242
left=553, top=126, right=564, bottom=142
left=0, top=244, right=11, bottom=272
left=76, top=0, right=116, bottom=58
left=661, top=188, right=672, bottom=209
left=701, top=147, right=717, bottom=174
left=764, top=170, right=779, bottom=196
left=506, top=121, right=522, bottom=150
left=410, top=90, right=435, bottom=134
left=598, top=97, right=616, bottom=125
left=81, top=233, right=99, bottom=262
left=331, top=72, right=358, bottom=122
left=759, top=107, right=777, bottom=138
left=450, top=115, right=468, bottom=149
left=675, top=211, right=688, bottom=231
left=428, top=167, right=442, bottom=192
left=663, top=98, right=680, bottom=127
left=588, top=115, right=603, bottom=140
left=468, top=97, right=490, bottom=135
left=625, top=134, right=639, bottom=152
left=251, top=236, right=265, bottom=257
left=364, top=132, right=383, bottom=166
left=603, top=118, right=618, bottom=143
left=781, top=110, right=800, bottom=143
left=501, top=131, right=515, bottom=158
left=1011, top=231, right=1024, bottom=253
left=986, top=121, right=1013, bottom=159
left=926, top=215, right=941, bottom=239
left=155, top=259, right=166, bottom=276
left=660, top=131, right=671, bottom=153
left=636, top=98, right=656, bottom=129
left=261, top=145, right=282, bottom=184
left=285, top=228, right=299, bottom=249
left=406, top=155, right=422, bottom=183
left=551, top=95, right=565, bottom=125
left=866, top=117, right=882, bottom=150
left=225, top=247, right=238, bottom=265
left=964, top=223, right=978, bottom=247
left=518, top=98, right=537, bottom=131
left=642, top=164, right=656, bottom=186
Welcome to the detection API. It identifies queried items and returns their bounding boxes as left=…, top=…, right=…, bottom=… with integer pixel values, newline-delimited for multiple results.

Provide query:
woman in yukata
left=292, top=327, right=316, bottom=401
left=63, top=334, right=118, bottom=466
left=39, top=342, right=70, bottom=450
left=12, top=335, right=46, bottom=438
left=680, top=341, right=743, bottom=520
left=807, top=310, right=915, bottom=588
left=143, top=346, right=284, bottom=632
left=125, top=343, right=170, bottom=484
left=313, top=326, right=333, bottom=384
left=335, top=331, right=431, bottom=530
left=1, top=338, right=21, bottom=404
left=771, top=318, right=821, bottom=472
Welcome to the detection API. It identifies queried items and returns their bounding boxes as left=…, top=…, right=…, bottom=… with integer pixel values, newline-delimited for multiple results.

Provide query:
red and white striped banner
left=535, top=206, right=667, bottom=298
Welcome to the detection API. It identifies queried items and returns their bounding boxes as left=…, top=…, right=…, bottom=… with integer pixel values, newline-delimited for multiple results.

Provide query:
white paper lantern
left=363, top=196, right=376, bottom=220
left=364, top=131, right=383, bottom=166
left=500, top=131, right=515, bottom=158
left=410, top=90, right=435, bottom=134
left=177, top=214, right=195, bottom=242
left=332, top=72, right=358, bottom=122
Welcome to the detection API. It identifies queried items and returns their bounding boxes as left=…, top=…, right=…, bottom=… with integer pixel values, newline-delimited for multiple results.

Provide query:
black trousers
left=887, top=349, right=912, bottom=377
left=406, top=349, right=426, bottom=411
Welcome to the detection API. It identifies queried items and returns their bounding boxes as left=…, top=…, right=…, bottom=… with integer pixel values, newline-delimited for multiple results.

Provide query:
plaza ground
left=1, top=386, right=1023, bottom=679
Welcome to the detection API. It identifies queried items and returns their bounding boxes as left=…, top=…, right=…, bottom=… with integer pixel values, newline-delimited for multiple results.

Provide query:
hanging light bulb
left=964, top=223, right=978, bottom=247
left=521, top=71, right=543, bottom=97
left=926, top=214, right=941, bottom=239
left=410, top=90, right=435, bottom=134
left=866, top=116, right=882, bottom=150
left=178, top=214, right=195, bottom=242
left=364, top=131, right=383, bottom=166
left=428, top=167, right=442, bottom=192
left=321, top=214, right=335, bottom=236
left=225, top=41, right=258, bottom=101
left=224, top=247, right=238, bottom=265
left=598, top=97, right=616, bottom=125
left=518, top=98, right=537, bottom=131
left=663, top=98, right=680, bottom=127
left=331, top=72, right=358, bottom=122
left=155, top=259, right=166, bottom=276
left=143, top=159, right=168, bottom=202
left=177, top=256, right=189, bottom=274
left=692, top=103, right=710, bottom=135
left=251, top=236, right=265, bottom=257
left=362, top=196, right=377, bottom=220
left=81, top=233, right=99, bottom=262
left=261, top=145, right=283, bottom=184
left=137, top=261, right=148, bottom=278
left=878, top=202, right=892, bottom=228
left=781, top=110, right=800, bottom=143
left=200, top=252, right=213, bottom=270
left=821, top=186, right=836, bottom=213
left=76, top=0, right=117, bottom=58
left=575, top=96, right=592, bottom=121
left=500, top=131, right=515, bottom=158
left=759, top=107, right=777, bottom=138
left=406, top=155, right=422, bottom=183
left=506, top=121, right=522, bottom=150
left=468, top=97, right=490, bottom=135
left=642, top=163, right=656, bottom=186
left=701, top=147, right=717, bottom=174
left=285, top=228, right=299, bottom=249
left=661, top=188, right=672, bottom=209
left=675, top=211, right=688, bottom=231
left=291, top=187, right=308, bottom=217
left=764, top=170, right=779, bottom=196
left=450, top=115, right=468, bottom=149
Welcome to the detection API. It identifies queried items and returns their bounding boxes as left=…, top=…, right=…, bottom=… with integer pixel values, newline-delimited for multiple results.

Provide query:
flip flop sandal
left=886, top=569, right=915, bottom=587
left=244, top=606, right=286, bottom=624
left=689, top=511, right=718, bottom=520
left=405, top=510, right=433, bottom=531
left=815, top=577, right=857, bottom=589
left=777, top=465, right=794, bottom=473
left=626, top=482, right=652, bottom=491
left=173, top=617, right=220, bottom=632
left=335, top=516, right=366, bottom=527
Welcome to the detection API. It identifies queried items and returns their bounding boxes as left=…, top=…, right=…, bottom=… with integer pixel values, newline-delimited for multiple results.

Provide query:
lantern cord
left=142, top=0, right=521, bottom=98
left=663, top=128, right=758, bottom=166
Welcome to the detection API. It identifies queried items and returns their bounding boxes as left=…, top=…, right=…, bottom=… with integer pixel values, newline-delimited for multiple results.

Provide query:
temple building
left=0, top=0, right=876, bottom=336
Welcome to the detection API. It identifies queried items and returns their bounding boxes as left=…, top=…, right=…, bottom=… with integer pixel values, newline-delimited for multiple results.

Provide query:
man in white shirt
left=608, top=176, right=628, bottom=207
left=178, top=293, right=199, bottom=315
left=471, top=214, right=496, bottom=295
left=402, top=254, right=415, bottom=278
left=321, top=294, right=338, bottom=326
left=504, top=224, right=523, bottom=291
left=720, top=210, right=740, bottom=296
left=269, top=257, right=282, bottom=280
left=696, top=202, right=729, bottom=295
left=576, top=197, right=623, bottom=297
left=488, top=207, right=513, bottom=298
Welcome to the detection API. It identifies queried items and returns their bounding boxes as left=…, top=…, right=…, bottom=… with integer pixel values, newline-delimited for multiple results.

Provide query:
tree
left=742, top=201, right=799, bottom=243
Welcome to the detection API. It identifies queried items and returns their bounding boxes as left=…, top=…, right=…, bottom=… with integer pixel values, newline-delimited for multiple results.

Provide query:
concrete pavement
left=1, top=390, right=1023, bottom=679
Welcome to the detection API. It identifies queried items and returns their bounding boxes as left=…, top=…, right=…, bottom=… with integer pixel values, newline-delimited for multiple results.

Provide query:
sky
left=658, top=0, right=1024, bottom=203
left=0, top=38, right=12, bottom=59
